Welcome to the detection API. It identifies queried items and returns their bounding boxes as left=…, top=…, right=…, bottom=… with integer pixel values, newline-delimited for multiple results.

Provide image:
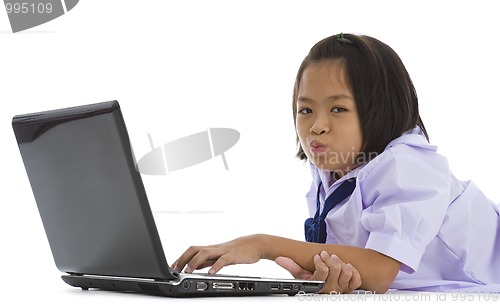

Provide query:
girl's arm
left=172, top=234, right=401, bottom=293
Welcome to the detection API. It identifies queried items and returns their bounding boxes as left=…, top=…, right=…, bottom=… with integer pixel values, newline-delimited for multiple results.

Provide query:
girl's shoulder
left=357, top=129, right=449, bottom=183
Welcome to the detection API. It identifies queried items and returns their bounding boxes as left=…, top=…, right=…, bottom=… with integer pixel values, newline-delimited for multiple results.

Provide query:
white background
left=1, top=1, right=499, bottom=304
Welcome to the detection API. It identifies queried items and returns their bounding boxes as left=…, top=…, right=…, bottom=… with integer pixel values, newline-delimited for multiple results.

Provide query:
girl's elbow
left=363, top=261, right=400, bottom=293
left=370, top=281, right=393, bottom=294
left=362, top=279, right=392, bottom=294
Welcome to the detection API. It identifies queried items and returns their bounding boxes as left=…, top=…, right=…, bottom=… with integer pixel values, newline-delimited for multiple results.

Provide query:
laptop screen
left=12, top=101, right=176, bottom=280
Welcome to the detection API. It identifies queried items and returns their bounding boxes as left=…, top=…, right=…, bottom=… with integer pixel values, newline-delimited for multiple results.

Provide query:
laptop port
left=303, top=283, right=322, bottom=290
left=270, top=283, right=281, bottom=290
left=283, top=284, right=292, bottom=291
left=238, top=282, right=255, bottom=291
left=212, top=282, right=234, bottom=290
left=196, top=281, right=208, bottom=291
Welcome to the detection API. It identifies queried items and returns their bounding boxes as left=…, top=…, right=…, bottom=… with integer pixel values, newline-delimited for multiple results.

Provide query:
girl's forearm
left=255, top=234, right=401, bottom=293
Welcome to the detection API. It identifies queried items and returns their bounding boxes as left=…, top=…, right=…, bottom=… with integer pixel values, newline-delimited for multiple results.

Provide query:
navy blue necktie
left=304, top=178, right=356, bottom=243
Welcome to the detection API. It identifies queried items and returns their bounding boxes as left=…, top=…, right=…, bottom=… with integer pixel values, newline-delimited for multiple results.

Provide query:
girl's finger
left=178, top=246, right=225, bottom=273
left=173, top=246, right=205, bottom=272
left=275, top=256, right=313, bottom=279
left=207, top=253, right=237, bottom=274
left=334, top=256, right=353, bottom=292
left=348, top=263, right=363, bottom=291
left=310, top=254, right=329, bottom=281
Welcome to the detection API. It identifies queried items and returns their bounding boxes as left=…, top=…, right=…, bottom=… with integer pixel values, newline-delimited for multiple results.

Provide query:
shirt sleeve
left=359, top=149, right=451, bottom=273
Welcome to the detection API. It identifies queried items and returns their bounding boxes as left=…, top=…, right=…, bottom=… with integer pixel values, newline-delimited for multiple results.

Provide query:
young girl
left=172, top=33, right=500, bottom=293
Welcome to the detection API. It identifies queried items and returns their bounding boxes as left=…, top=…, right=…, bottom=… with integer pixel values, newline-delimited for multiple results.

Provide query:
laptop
left=12, top=100, right=324, bottom=297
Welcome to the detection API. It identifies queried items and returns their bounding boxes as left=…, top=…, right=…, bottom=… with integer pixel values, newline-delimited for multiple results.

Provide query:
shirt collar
left=385, top=126, right=437, bottom=151
left=310, top=162, right=363, bottom=194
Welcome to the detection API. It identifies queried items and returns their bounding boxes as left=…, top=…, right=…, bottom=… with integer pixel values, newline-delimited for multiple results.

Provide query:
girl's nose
left=310, top=115, right=331, bottom=135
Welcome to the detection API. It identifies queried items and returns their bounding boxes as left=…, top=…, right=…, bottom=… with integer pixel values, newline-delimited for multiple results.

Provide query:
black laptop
left=12, top=100, right=324, bottom=297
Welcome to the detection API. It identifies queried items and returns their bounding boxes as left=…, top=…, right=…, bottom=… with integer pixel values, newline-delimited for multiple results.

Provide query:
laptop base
left=62, top=274, right=323, bottom=297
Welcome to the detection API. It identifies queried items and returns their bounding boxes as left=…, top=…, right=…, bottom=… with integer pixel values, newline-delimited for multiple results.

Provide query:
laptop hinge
left=168, top=268, right=180, bottom=280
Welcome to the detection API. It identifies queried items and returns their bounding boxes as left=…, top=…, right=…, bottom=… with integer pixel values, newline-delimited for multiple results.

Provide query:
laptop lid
left=12, top=101, right=177, bottom=281
left=12, top=101, right=325, bottom=297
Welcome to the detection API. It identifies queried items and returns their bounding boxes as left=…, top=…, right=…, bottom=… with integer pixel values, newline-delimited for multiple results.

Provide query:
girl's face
left=295, top=61, right=363, bottom=177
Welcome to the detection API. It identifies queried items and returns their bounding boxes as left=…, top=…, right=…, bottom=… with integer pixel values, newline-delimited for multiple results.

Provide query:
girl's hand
left=275, top=250, right=362, bottom=294
left=171, top=235, right=263, bottom=274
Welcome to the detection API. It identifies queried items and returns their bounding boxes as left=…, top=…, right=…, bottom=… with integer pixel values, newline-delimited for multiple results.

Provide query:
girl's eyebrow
left=297, top=94, right=353, bottom=103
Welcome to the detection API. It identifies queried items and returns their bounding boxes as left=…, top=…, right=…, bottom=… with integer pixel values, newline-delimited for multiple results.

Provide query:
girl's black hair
left=293, top=33, right=429, bottom=162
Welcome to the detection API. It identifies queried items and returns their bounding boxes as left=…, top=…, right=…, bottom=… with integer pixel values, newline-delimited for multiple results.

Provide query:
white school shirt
left=306, top=127, right=500, bottom=291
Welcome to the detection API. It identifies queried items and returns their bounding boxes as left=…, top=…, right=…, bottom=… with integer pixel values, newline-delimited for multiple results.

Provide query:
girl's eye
left=298, top=108, right=312, bottom=114
left=331, top=107, right=347, bottom=113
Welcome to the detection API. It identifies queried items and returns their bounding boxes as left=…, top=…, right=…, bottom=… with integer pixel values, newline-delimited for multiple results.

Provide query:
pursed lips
left=309, top=140, right=327, bottom=154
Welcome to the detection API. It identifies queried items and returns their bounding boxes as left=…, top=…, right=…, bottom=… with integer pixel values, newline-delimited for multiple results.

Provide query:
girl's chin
left=312, top=162, right=344, bottom=173
left=310, top=161, right=356, bottom=178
